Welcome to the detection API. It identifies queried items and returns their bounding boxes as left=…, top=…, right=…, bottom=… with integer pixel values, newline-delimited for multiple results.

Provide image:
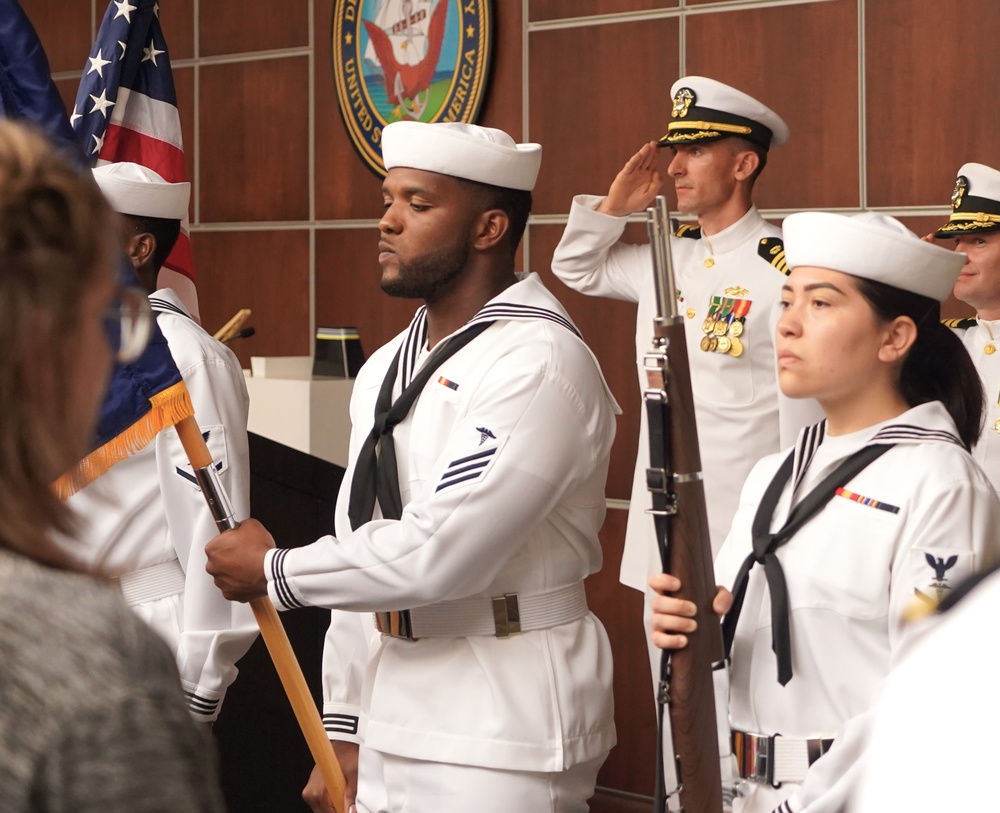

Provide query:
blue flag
left=55, top=260, right=194, bottom=499
left=0, top=0, right=81, bottom=157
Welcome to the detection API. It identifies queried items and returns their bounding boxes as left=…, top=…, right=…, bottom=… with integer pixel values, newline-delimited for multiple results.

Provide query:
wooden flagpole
left=173, top=416, right=347, bottom=812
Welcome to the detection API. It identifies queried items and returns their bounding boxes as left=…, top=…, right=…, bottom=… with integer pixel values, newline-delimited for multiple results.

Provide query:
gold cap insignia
left=952, top=175, right=968, bottom=211
left=672, top=87, right=695, bottom=119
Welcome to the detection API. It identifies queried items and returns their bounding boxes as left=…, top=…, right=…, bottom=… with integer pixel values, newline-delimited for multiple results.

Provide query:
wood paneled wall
left=22, top=0, right=1000, bottom=802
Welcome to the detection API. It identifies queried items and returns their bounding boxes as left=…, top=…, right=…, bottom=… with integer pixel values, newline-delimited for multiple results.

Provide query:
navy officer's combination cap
left=658, top=76, right=789, bottom=152
left=935, top=163, right=1000, bottom=237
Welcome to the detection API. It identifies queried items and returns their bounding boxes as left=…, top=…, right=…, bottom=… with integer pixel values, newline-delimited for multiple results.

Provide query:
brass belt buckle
left=374, top=610, right=415, bottom=640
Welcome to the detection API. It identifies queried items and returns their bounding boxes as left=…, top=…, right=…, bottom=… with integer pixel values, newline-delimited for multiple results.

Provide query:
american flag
left=72, top=0, right=199, bottom=320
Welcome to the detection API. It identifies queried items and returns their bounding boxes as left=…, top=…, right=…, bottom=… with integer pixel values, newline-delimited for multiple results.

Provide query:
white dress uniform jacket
left=65, top=289, right=258, bottom=721
left=854, top=564, right=1000, bottom=811
left=714, top=401, right=1000, bottom=813
left=264, top=273, right=619, bottom=772
left=952, top=318, right=1000, bottom=494
left=552, top=196, right=819, bottom=585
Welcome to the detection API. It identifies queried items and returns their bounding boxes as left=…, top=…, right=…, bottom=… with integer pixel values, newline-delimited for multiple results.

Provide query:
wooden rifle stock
left=644, top=197, right=724, bottom=813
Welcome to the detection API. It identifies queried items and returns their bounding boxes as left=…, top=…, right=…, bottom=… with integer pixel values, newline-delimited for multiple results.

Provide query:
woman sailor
left=649, top=211, right=1000, bottom=813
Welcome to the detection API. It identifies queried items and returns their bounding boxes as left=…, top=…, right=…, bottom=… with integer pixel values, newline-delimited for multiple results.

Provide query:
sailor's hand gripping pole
left=173, top=416, right=348, bottom=813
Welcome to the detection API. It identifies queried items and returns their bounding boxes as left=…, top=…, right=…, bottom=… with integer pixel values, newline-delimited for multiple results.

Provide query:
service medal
left=700, top=335, right=712, bottom=352
left=729, top=319, right=744, bottom=337
left=708, top=336, right=719, bottom=352
left=713, top=319, right=728, bottom=337
left=729, top=336, right=744, bottom=357
left=717, top=336, right=732, bottom=353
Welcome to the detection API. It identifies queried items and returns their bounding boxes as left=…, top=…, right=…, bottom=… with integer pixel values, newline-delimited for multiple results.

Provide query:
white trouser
left=355, top=746, right=607, bottom=813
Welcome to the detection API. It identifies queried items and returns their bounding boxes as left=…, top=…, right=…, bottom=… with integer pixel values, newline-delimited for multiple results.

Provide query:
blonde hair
left=0, top=121, right=117, bottom=566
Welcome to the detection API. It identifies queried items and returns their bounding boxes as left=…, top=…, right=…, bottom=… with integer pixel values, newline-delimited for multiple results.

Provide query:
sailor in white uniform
left=935, top=162, right=1000, bottom=495
left=66, top=163, right=258, bottom=722
left=551, top=76, right=820, bottom=799
left=205, top=122, right=619, bottom=813
left=650, top=212, right=1000, bottom=813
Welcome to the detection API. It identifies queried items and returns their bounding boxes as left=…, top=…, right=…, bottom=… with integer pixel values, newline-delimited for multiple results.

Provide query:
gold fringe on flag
left=53, top=381, right=195, bottom=500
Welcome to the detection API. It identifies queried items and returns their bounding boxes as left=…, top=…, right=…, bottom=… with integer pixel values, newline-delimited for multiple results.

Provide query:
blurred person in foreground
left=0, top=119, right=224, bottom=812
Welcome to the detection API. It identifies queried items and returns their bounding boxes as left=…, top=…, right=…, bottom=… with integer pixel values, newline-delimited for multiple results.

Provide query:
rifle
left=644, top=196, right=724, bottom=813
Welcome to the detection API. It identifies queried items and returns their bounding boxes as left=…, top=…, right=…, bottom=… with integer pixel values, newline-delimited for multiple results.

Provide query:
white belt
left=113, top=559, right=186, bottom=607
left=732, top=729, right=834, bottom=786
left=374, top=581, right=588, bottom=640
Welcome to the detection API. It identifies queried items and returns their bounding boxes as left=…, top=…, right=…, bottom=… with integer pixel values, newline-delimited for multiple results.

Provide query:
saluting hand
left=596, top=141, right=664, bottom=218
left=205, top=518, right=274, bottom=602
left=648, top=572, right=732, bottom=651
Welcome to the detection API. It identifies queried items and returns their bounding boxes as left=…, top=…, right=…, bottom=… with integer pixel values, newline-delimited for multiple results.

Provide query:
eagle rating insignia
left=332, top=0, right=494, bottom=177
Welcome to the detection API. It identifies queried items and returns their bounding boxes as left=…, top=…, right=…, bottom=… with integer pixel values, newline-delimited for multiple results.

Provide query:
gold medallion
left=729, top=336, right=744, bottom=357
left=686, top=307, right=696, bottom=319
left=986, top=344, right=996, bottom=355
left=717, top=336, right=732, bottom=353
left=704, top=257, right=716, bottom=268
left=708, top=336, right=719, bottom=352
left=714, top=320, right=728, bottom=337
left=700, top=335, right=712, bottom=352
left=729, top=320, right=744, bottom=337
left=702, top=318, right=715, bottom=334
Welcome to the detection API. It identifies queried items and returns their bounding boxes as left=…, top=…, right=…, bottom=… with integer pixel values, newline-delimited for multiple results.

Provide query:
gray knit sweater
left=0, top=547, right=225, bottom=812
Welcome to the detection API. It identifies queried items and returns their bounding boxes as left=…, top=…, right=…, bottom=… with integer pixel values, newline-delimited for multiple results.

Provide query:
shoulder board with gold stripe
left=672, top=223, right=702, bottom=239
left=758, top=237, right=788, bottom=276
left=941, top=317, right=977, bottom=330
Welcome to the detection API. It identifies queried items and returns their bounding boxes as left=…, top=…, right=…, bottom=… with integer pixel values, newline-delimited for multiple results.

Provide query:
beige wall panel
left=685, top=0, right=859, bottom=210
left=200, top=57, right=311, bottom=223
left=315, top=228, right=426, bottom=354
left=530, top=223, right=643, bottom=503
left=528, top=18, right=680, bottom=216
left=193, top=229, right=311, bottom=368
left=529, top=0, right=675, bottom=23
left=19, top=0, right=92, bottom=73
left=866, top=0, right=1000, bottom=207
left=162, top=0, right=195, bottom=61
left=200, top=0, right=309, bottom=57
left=584, top=506, right=657, bottom=795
